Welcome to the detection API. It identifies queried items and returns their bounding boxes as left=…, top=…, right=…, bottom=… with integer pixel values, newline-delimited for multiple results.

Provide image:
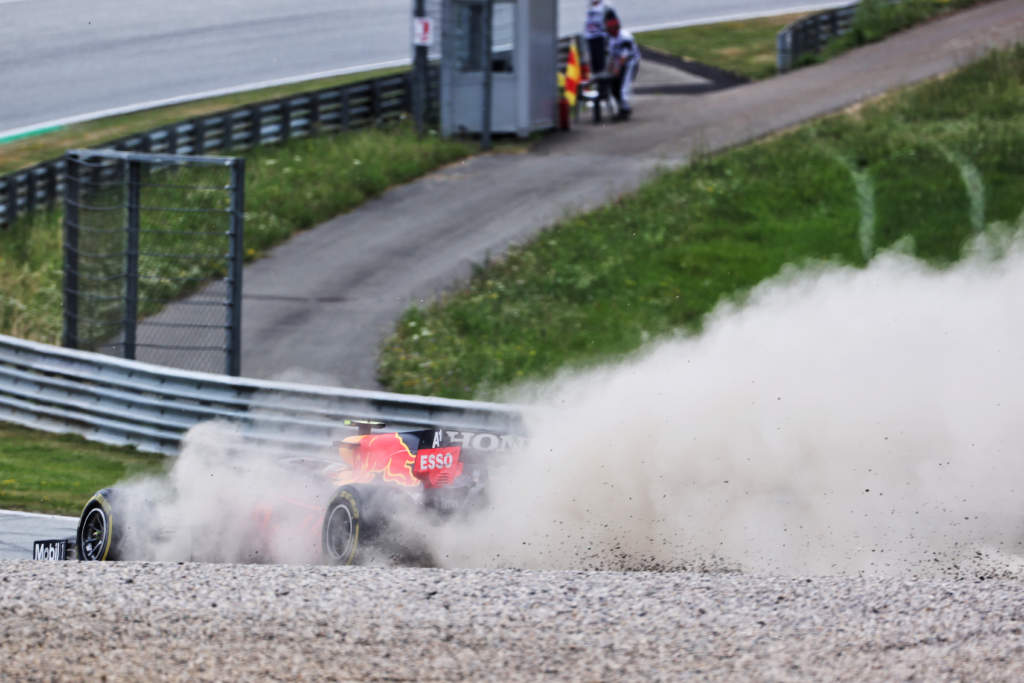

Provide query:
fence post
left=412, top=0, right=428, bottom=136
left=226, top=158, right=245, bottom=376
left=63, top=155, right=80, bottom=349
left=281, top=100, right=292, bottom=142
left=481, top=0, right=493, bottom=151
left=123, top=160, right=142, bottom=361
left=372, top=80, right=382, bottom=121
left=251, top=105, right=262, bottom=148
left=341, top=88, right=351, bottom=130
left=6, top=173, right=18, bottom=224
left=777, top=29, right=792, bottom=73
left=45, top=163, right=58, bottom=208
left=309, top=93, right=321, bottom=134
left=25, top=169, right=37, bottom=214
left=193, top=118, right=206, bottom=154
left=167, top=124, right=178, bottom=155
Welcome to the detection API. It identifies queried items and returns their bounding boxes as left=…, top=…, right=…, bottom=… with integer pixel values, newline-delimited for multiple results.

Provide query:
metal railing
left=0, top=68, right=438, bottom=229
left=777, top=3, right=860, bottom=72
left=0, top=334, right=524, bottom=456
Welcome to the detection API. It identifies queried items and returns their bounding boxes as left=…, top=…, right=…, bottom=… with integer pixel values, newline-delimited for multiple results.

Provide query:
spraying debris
left=427, top=229, right=1024, bottom=576
left=68, top=420, right=495, bottom=565
left=50, top=230, right=1024, bottom=577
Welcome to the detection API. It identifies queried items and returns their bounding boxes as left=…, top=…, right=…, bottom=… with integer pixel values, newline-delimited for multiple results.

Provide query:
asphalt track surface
left=0, top=0, right=849, bottom=137
left=0, top=510, right=75, bottom=560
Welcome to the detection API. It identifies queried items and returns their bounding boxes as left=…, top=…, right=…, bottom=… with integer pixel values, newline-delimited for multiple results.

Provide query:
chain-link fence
left=63, top=149, right=244, bottom=375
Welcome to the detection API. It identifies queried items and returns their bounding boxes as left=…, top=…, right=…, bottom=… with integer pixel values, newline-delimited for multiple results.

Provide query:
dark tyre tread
left=76, top=488, right=122, bottom=561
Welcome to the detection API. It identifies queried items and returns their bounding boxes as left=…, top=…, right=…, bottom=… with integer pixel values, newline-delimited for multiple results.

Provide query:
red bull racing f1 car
left=36, top=421, right=518, bottom=565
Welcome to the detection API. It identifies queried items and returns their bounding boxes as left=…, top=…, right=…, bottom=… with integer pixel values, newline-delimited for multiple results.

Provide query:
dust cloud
left=107, top=229, right=1024, bottom=576
left=429, top=229, right=1024, bottom=576
left=112, top=422, right=338, bottom=564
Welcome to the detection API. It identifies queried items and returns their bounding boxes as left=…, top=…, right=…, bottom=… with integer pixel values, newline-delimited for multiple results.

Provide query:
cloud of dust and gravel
left=429, top=230, right=1024, bottom=576
left=112, top=420, right=340, bottom=564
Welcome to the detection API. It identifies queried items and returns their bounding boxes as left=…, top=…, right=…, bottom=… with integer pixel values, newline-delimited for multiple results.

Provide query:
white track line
left=0, top=509, right=78, bottom=523
left=630, top=3, right=854, bottom=33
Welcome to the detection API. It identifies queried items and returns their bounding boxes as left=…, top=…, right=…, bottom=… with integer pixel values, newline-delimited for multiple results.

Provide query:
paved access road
left=0, top=0, right=848, bottom=137
left=223, top=1, right=1024, bottom=389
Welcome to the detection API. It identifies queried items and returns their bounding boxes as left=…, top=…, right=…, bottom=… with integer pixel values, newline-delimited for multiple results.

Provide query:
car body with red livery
left=60, top=421, right=519, bottom=566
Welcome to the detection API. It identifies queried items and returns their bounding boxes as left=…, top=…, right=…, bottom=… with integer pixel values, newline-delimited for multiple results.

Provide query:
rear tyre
left=321, top=486, right=380, bottom=565
left=76, top=488, right=123, bottom=561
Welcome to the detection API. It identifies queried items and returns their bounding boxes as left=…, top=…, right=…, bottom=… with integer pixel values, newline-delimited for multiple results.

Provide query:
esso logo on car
left=419, top=450, right=456, bottom=471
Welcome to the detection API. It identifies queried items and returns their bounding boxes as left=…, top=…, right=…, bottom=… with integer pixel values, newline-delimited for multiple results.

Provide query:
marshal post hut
left=439, top=0, right=558, bottom=139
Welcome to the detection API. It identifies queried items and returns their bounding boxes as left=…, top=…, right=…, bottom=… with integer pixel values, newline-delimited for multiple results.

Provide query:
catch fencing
left=777, top=2, right=860, bottom=72
left=0, top=334, right=525, bottom=456
left=0, top=69, right=435, bottom=229
left=62, top=149, right=245, bottom=376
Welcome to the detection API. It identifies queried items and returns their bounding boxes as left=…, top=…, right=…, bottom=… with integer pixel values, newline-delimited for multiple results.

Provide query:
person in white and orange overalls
left=605, top=12, right=640, bottom=121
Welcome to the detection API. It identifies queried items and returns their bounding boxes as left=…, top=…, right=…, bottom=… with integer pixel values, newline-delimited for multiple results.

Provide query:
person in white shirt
left=583, top=0, right=614, bottom=75
left=605, top=13, right=640, bottom=121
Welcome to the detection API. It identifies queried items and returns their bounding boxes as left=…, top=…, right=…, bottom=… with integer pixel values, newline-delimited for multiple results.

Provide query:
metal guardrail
left=777, top=2, right=860, bottom=73
left=0, top=334, right=524, bottom=456
left=0, top=69, right=439, bottom=229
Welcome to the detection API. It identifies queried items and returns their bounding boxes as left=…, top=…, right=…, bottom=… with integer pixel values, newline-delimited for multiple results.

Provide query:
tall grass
left=378, top=44, right=1024, bottom=399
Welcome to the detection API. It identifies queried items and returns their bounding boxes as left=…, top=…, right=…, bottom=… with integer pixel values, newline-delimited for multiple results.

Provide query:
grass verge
left=638, top=13, right=805, bottom=80
left=638, top=1, right=992, bottom=80
left=377, top=44, right=1024, bottom=399
left=0, top=423, right=167, bottom=516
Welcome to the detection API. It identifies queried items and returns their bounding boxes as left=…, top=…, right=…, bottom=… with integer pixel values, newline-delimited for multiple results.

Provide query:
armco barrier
left=777, top=3, right=860, bottom=72
left=0, top=69, right=433, bottom=229
left=0, top=334, right=525, bottom=456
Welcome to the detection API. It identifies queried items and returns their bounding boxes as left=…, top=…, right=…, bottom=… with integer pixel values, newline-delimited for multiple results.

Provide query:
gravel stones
left=2, top=560, right=1024, bottom=681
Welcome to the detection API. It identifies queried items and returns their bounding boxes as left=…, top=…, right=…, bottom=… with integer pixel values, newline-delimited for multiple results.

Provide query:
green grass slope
left=378, top=44, right=1024, bottom=399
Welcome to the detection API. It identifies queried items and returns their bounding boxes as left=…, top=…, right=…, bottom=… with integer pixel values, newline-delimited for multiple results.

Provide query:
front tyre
left=76, top=488, right=122, bottom=561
